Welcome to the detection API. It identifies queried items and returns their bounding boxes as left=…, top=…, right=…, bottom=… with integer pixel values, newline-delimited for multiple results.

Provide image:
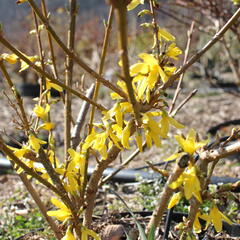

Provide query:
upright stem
left=64, top=0, right=77, bottom=159
left=149, top=0, right=161, bottom=63
left=41, top=0, right=59, bottom=79
left=114, top=1, right=141, bottom=126
left=89, top=6, right=114, bottom=133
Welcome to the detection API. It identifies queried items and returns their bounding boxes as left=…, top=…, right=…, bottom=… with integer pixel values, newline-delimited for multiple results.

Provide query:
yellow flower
left=130, top=53, right=168, bottom=98
left=47, top=197, right=71, bottom=222
left=33, top=104, right=50, bottom=121
left=68, top=148, right=86, bottom=187
left=169, top=165, right=202, bottom=203
left=1, top=53, right=18, bottom=64
left=62, top=227, right=75, bottom=240
left=168, top=192, right=182, bottom=209
left=175, top=129, right=208, bottom=155
left=127, top=0, right=144, bottom=11
left=166, top=43, right=182, bottom=60
left=200, top=205, right=232, bottom=232
left=29, top=134, right=46, bottom=152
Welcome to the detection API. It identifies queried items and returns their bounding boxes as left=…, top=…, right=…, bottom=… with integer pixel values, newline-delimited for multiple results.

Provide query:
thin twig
left=64, top=0, right=77, bottom=159
left=113, top=1, right=142, bottom=126
left=168, top=21, right=195, bottom=114
left=171, top=89, right=198, bottom=116
left=150, top=0, right=161, bottom=63
left=89, top=6, right=114, bottom=133
left=41, top=0, right=59, bottom=79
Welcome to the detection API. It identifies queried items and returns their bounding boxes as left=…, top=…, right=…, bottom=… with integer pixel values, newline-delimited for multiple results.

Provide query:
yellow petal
left=137, top=77, right=148, bottom=98
left=127, top=0, right=143, bottom=11
left=46, top=79, right=63, bottom=92
left=47, top=210, right=71, bottom=222
left=130, top=63, right=149, bottom=76
left=82, top=227, right=100, bottom=240
left=122, top=122, right=131, bottom=149
left=62, top=227, right=75, bottom=240
left=51, top=197, right=69, bottom=211
left=164, top=152, right=183, bottom=162
left=168, top=117, right=184, bottom=129
left=157, top=65, right=168, bottom=83
left=38, top=122, right=55, bottom=131
left=168, top=192, right=182, bottom=209
left=147, top=66, right=158, bottom=90
left=29, top=134, right=46, bottom=152
left=139, top=53, right=158, bottom=65
left=158, top=28, right=175, bottom=41
left=166, top=43, right=182, bottom=60
left=135, top=132, right=143, bottom=152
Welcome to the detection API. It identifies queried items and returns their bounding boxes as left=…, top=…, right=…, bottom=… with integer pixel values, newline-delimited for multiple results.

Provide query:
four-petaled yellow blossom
left=130, top=53, right=167, bottom=100
left=33, top=104, right=50, bottom=121
left=199, top=205, right=233, bottom=233
left=165, top=129, right=208, bottom=162
left=127, top=0, right=144, bottom=11
left=29, top=134, right=46, bottom=152
left=47, top=197, right=71, bottom=222
left=175, top=129, right=208, bottom=155
left=166, top=43, right=182, bottom=60
left=169, top=165, right=202, bottom=203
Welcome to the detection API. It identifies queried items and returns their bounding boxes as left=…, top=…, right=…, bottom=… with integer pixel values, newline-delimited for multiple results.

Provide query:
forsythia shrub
left=0, top=0, right=239, bottom=239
